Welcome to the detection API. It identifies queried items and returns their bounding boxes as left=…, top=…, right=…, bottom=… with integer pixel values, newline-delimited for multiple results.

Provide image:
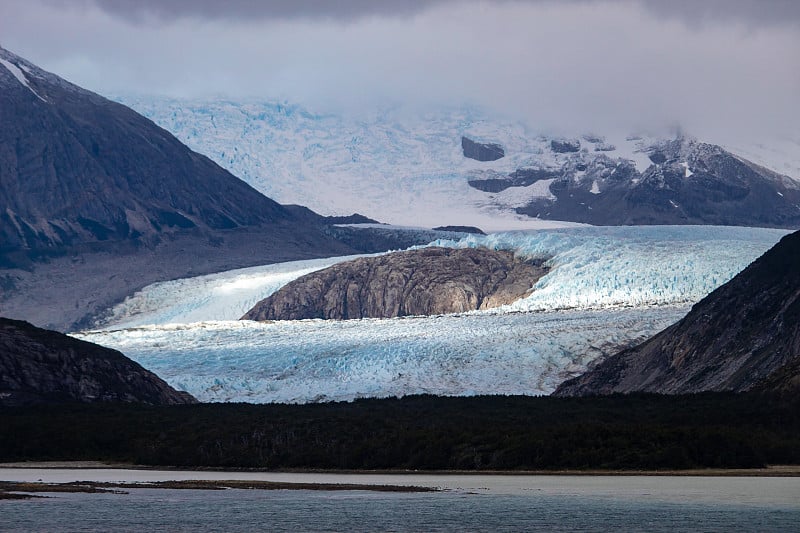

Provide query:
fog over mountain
left=1, top=0, right=797, bottom=147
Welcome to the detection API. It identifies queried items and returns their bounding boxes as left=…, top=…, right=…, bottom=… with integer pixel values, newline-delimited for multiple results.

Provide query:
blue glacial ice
left=76, top=225, right=789, bottom=403
left=77, top=308, right=687, bottom=403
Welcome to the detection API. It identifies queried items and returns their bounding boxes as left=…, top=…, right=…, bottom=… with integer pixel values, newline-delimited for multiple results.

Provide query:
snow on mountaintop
left=722, top=138, right=800, bottom=181
left=0, top=46, right=90, bottom=98
left=0, top=56, right=46, bottom=101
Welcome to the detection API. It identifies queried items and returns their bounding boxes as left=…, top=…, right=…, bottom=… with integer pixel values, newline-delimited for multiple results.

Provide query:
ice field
left=117, top=97, right=800, bottom=231
left=76, top=226, right=789, bottom=403
left=114, top=97, right=660, bottom=231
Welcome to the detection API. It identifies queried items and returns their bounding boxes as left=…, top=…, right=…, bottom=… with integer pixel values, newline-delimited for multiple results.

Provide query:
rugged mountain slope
left=0, top=47, right=354, bottom=330
left=508, top=139, right=800, bottom=227
left=0, top=317, right=195, bottom=406
left=118, top=96, right=800, bottom=230
left=242, top=247, right=547, bottom=320
left=554, top=230, right=800, bottom=396
left=0, top=47, right=298, bottom=256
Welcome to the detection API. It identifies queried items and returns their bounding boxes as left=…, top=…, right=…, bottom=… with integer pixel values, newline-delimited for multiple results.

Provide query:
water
left=2, top=470, right=799, bottom=532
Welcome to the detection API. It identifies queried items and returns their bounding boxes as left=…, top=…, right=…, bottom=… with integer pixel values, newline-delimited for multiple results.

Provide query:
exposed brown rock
left=242, top=247, right=548, bottom=321
left=0, top=317, right=196, bottom=405
left=554, top=230, right=800, bottom=396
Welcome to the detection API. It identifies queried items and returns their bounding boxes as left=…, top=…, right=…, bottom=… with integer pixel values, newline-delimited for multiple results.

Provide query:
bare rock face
left=461, top=136, right=505, bottom=162
left=550, top=139, right=581, bottom=153
left=432, top=226, right=486, bottom=235
left=0, top=318, right=196, bottom=406
left=554, top=230, right=800, bottom=396
left=468, top=138, right=800, bottom=229
left=243, top=247, right=548, bottom=321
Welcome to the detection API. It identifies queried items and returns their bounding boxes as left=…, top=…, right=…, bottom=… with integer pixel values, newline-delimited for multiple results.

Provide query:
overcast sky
left=1, top=0, right=798, bottom=143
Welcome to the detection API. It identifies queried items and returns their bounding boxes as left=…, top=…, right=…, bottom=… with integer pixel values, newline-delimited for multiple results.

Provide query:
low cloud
left=2, top=0, right=798, bottom=145
left=65, top=0, right=800, bottom=28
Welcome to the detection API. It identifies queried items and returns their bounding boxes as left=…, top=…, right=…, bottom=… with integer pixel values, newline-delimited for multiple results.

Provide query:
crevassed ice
left=75, top=307, right=687, bottom=403
left=111, top=97, right=663, bottom=230
left=429, top=225, right=789, bottom=313
left=114, top=96, right=800, bottom=229
left=81, top=225, right=788, bottom=403
left=102, top=225, right=787, bottom=328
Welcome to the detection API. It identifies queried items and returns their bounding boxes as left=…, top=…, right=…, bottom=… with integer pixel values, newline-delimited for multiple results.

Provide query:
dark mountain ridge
left=0, top=46, right=311, bottom=259
left=469, top=137, right=800, bottom=228
left=0, top=317, right=195, bottom=406
left=555, top=230, right=800, bottom=396
left=0, top=47, right=355, bottom=330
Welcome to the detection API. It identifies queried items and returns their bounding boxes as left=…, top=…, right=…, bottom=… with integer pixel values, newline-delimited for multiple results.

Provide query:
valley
left=1, top=41, right=799, bottom=476
left=2, top=2, right=800, bottom=530
left=73, top=225, right=786, bottom=403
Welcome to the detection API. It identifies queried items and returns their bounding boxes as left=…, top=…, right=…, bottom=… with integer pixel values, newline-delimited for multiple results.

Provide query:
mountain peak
left=0, top=48, right=353, bottom=331
left=0, top=46, right=91, bottom=102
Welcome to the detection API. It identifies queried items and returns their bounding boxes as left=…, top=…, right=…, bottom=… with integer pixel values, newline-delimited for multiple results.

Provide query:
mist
left=1, top=0, right=798, bottom=145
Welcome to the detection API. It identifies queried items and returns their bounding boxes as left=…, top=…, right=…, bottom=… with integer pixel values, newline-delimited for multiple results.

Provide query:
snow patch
left=490, top=178, right=557, bottom=209
left=605, top=133, right=655, bottom=172
left=722, top=139, right=800, bottom=181
left=0, top=57, right=46, bottom=102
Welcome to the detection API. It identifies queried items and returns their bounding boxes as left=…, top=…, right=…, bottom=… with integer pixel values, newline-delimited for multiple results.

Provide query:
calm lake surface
left=2, top=469, right=799, bottom=532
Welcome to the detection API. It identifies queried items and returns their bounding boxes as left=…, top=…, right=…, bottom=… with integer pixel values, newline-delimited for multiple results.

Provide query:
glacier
left=111, top=96, right=651, bottom=230
left=76, top=226, right=788, bottom=403
left=77, top=308, right=686, bottom=403
left=114, top=95, right=800, bottom=231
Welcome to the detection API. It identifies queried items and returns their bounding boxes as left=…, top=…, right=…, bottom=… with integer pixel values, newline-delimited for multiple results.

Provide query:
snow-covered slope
left=116, top=95, right=800, bottom=230
left=722, top=137, right=800, bottom=180
left=78, top=226, right=787, bottom=403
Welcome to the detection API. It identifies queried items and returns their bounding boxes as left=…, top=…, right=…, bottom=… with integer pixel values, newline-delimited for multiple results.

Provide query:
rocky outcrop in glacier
left=461, top=136, right=505, bottom=161
left=432, top=225, right=486, bottom=234
left=550, top=139, right=581, bottom=153
left=554, top=230, right=800, bottom=396
left=0, top=317, right=196, bottom=406
left=242, top=247, right=547, bottom=320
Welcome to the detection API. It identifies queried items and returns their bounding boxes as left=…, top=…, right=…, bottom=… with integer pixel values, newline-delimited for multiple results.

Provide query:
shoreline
left=0, top=479, right=435, bottom=498
left=2, top=462, right=799, bottom=477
